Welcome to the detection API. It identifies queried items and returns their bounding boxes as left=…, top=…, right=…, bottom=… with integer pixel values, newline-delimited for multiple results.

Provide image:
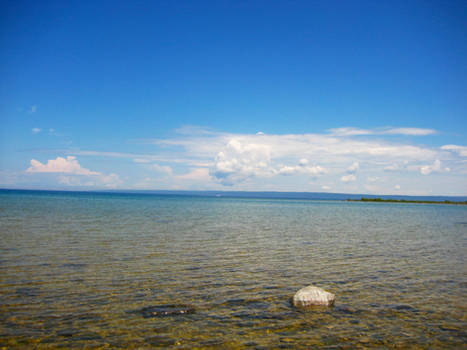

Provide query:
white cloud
left=176, top=168, right=210, bottom=181
left=328, top=127, right=374, bottom=136
left=26, top=156, right=122, bottom=188
left=394, top=185, right=401, bottom=190
left=210, top=138, right=274, bottom=185
left=420, top=159, right=449, bottom=175
left=278, top=158, right=326, bottom=177
left=341, top=174, right=356, bottom=183
left=329, top=127, right=436, bottom=136
left=209, top=138, right=329, bottom=185
left=321, top=185, right=332, bottom=191
left=26, top=156, right=100, bottom=175
left=277, top=166, right=296, bottom=175
left=441, top=145, right=467, bottom=157
left=300, top=161, right=327, bottom=176
left=347, top=162, right=359, bottom=173
left=384, top=128, right=436, bottom=136
left=302, top=165, right=327, bottom=176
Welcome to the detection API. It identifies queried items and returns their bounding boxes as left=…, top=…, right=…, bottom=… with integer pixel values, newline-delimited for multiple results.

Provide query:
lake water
left=0, top=190, right=466, bottom=349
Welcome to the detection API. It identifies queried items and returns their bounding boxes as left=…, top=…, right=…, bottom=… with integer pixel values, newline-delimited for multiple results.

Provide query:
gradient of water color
left=0, top=190, right=466, bottom=349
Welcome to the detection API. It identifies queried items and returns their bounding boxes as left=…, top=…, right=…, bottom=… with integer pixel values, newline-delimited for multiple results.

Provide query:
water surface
left=0, top=190, right=466, bottom=348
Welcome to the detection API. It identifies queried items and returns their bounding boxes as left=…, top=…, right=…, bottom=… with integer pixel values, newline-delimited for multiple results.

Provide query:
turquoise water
left=0, top=190, right=466, bottom=349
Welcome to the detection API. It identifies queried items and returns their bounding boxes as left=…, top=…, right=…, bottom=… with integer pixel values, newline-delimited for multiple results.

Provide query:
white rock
left=293, top=285, right=335, bottom=307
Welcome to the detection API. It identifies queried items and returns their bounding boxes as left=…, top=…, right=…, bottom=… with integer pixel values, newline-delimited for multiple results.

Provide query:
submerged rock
left=293, top=285, right=335, bottom=307
left=138, top=304, right=195, bottom=317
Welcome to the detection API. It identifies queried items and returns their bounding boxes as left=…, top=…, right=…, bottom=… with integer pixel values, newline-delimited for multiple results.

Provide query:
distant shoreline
left=347, top=197, right=467, bottom=205
left=2, top=188, right=467, bottom=203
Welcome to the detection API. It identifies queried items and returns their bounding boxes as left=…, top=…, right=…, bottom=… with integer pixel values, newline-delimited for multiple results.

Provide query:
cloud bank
left=21, top=126, right=467, bottom=195
left=137, top=126, right=466, bottom=195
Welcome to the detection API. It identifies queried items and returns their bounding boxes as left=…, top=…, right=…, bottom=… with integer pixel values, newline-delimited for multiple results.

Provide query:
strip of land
left=348, top=197, right=467, bottom=205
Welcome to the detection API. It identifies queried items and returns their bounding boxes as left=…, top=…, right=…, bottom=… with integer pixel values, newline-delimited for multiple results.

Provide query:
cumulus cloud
left=26, top=156, right=100, bottom=175
left=32, top=128, right=41, bottom=134
left=209, top=138, right=329, bottom=185
left=341, top=174, right=356, bottom=183
left=210, top=138, right=274, bottom=185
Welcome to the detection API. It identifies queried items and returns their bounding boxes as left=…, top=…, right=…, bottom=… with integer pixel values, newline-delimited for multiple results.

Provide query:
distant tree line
left=347, top=197, right=467, bottom=205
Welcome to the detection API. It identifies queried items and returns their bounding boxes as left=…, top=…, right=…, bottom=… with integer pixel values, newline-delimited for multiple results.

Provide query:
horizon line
left=1, top=187, right=467, bottom=200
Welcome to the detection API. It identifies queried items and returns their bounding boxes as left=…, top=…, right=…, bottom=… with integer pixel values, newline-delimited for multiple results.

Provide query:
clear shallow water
left=0, top=190, right=466, bottom=349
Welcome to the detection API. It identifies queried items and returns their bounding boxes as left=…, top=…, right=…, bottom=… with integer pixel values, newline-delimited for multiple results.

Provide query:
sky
left=1, top=0, right=466, bottom=195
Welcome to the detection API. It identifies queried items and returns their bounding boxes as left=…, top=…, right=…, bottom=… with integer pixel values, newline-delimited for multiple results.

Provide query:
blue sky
left=1, top=0, right=466, bottom=195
